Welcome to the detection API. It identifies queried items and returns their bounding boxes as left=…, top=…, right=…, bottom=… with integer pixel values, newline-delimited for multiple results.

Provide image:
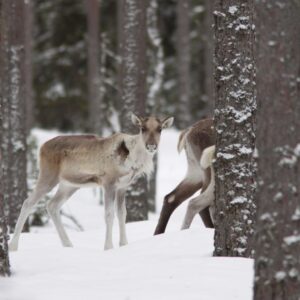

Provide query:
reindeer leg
left=116, top=188, right=128, bottom=247
left=154, top=179, right=202, bottom=235
left=208, top=205, right=215, bottom=225
left=9, top=174, right=58, bottom=251
left=104, top=185, right=116, bottom=250
left=199, top=167, right=214, bottom=228
left=181, top=191, right=214, bottom=230
left=199, top=207, right=214, bottom=228
left=181, top=169, right=214, bottom=230
left=47, top=184, right=78, bottom=247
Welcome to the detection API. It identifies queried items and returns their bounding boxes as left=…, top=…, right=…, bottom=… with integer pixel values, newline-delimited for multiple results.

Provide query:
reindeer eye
left=141, top=126, right=146, bottom=132
left=157, top=127, right=162, bottom=133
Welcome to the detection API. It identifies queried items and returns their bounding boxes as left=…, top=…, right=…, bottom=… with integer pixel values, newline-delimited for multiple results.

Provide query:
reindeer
left=154, top=118, right=215, bottom=235
left=181, top=145, right=215, bottom=229
left=9, top=114, right=174, bottom=251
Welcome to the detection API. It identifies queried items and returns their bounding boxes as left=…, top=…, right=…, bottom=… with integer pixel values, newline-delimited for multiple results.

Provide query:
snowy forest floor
left=1, top=129, right=253, bottom=300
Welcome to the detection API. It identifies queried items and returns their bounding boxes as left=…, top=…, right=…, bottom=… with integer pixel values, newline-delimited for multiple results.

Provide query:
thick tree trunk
left=176, top=0, right=191, bottom=129
left=213, top=0, right=256, bottom=257
left=253, top=1, right=300, bottom=299
left=24, top=0, right=34, bottom=133
left=119, top=0, right=148, bottom=222
left=0, top=0, right=28, bottom=233
left=86, top=0, right=103, bottom=134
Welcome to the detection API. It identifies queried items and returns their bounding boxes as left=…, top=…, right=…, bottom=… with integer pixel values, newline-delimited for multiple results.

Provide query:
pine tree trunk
left=0, top=1, right=11, bottom=274
left=203, top=0, right=214, bottom=116
left=116, top=0, right=123, bottom=114
left=213, top=0, right=256, bottom=257
left=176, top=0, right=191, bottom=129
left=146, top=0, right=164, bottom=213
left=0, top=0, right=28, bottom=233
left=119, top=0, right=148, bottom=222
left=24, top=0, right=34, bottom=133
left=0, top=182, right=10, bottom=277
left=147, top=155, right=157, bottom=212
left=86, top=0, right=103, bottom=134
left=254, top=1, right=300, bottom=299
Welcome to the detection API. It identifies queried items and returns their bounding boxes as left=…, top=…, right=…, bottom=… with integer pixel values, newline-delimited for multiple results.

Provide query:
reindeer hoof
left=9, top=242, right=18, bottom=252
left=62, top=241, right=73, bottom=248
left=119, top=240, right=128, bottom=247
left=104, top=244, right=113, bottom=251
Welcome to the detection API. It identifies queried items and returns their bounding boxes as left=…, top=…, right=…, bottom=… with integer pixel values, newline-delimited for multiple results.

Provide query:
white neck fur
left=125, top=134, right=154, bottom=177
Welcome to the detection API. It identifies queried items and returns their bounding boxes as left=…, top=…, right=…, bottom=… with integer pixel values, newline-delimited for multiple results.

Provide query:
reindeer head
left=131, top=114, right=174, bottom=154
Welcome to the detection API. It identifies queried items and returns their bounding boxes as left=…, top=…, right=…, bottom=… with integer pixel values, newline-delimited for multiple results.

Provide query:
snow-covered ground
left=1, top=129, right=253, bottom=300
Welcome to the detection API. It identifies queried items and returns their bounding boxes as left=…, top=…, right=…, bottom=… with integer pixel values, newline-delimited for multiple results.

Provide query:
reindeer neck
left=125, top=133, right=154, bottom=176
left=128, top=134, right=149, bottom=157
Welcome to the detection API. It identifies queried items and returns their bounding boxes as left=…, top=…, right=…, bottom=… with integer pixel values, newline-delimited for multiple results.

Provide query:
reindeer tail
left=200, top=145, right=215, bottom=169
left=177, top=129, right=189, bottom=153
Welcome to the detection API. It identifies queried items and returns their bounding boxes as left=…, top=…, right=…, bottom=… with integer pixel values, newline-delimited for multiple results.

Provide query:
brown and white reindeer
left=154, top=118, right=215, bottom=235
left=9, top=114, right=174, bottom=251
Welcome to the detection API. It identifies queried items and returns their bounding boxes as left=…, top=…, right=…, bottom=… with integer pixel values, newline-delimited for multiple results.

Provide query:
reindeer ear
left=162, top=116, right=174, bottom=129
left=131, top=113, right=142, bottom=127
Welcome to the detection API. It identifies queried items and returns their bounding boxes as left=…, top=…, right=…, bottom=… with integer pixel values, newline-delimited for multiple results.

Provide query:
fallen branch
left=61, top=210, right=84, bottom=232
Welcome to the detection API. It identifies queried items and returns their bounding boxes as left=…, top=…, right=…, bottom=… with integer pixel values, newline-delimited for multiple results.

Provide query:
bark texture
left=119, top=0, right=148, bottom=222
left=0, top=0, right=11, bottom=271
left=176, top=0, right=191, bottom=129
left=0, top=178, right=10, bottom=276
left=24, top=0, right=34, bottom=132
left=203, top=0, right=214, bottom=115
left=213, top=0, right=256, bottom=257
left=0, top=0, right=28, bottom=233
left=146, top=0, right=164, bottom=213
left=147, top=155, right=157, bottom=213
left=86, top=0, right=104, bottom=134
left=254, top=1, right=300, bottom=299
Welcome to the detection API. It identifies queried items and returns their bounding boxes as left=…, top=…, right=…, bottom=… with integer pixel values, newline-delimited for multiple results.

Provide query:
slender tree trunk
left=0, top=1, right=11, bottom=276
left=203, top=0, right=214, bottom=116
left=176, top=0, right=191, bottom=129
left=0, top=0, right=28, bottom=233
left=24, top=0, right=34, bottom=133
left=146, top=0, right=164, bottom=213
left=253, top=1, right=300, bottom=299
left=213, top=0, right=256, bottom=257
left=116, top=0, right=123, bottom=114
left=147, top=157, right=157, bottom=212
left=147, top=0, right=164, bottom=116
left=86, top=0, right=103, bottom=134
left=119, top=0, right=148, bottom=222
left=0, top=181, right=10, bottom=277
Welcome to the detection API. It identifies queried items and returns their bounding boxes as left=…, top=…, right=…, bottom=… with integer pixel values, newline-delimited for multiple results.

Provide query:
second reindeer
left=154, top=118, right=215, bottom=234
